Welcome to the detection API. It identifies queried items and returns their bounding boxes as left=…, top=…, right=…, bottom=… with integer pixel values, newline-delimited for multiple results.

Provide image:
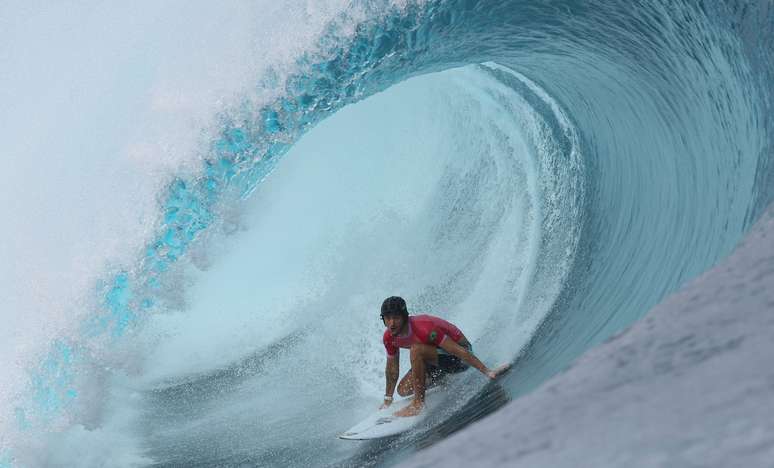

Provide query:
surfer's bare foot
left=486, top=363, right=512, bottom=380
left=394, top=401, right=423, bottom=417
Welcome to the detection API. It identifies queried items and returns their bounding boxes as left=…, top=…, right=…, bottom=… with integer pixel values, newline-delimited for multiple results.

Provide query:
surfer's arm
left=383, top=355, right=400, bottom=406
left=438, top=337, right=493, bottom=378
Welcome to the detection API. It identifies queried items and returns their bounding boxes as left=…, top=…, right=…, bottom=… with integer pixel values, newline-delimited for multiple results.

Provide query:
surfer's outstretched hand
left=485, top=363, right=512, bottom=380
left=379, top=400, right=392, bottom=410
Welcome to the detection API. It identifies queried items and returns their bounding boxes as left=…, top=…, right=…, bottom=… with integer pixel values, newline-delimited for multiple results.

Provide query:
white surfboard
left=339, top=364, right=511, bottom=440
left=339, top=388, right=445, bottom=440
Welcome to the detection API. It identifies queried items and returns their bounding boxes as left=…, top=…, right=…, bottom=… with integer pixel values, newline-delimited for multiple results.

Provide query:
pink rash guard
left=383, top=314, right=464, bottom=357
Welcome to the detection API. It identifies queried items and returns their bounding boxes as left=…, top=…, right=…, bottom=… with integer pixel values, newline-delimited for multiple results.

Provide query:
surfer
left=379, top=296, right=510, bottom=417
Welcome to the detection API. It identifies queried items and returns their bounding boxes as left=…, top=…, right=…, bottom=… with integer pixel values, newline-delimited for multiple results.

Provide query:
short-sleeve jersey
left=382, top=314, right=464, bottom=357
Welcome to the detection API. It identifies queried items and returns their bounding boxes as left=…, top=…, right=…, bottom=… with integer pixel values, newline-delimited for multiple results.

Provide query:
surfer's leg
left=398, top=369, right=443, bottom=397
left=393, top=345, right=439, bottom=416
left=396, top=345, right=440, bottom=398
left=408, top=343, right=438, bottom=405
left=397, top=367, right=445, bottom=397
left=397, top=369, right=415, bottom=397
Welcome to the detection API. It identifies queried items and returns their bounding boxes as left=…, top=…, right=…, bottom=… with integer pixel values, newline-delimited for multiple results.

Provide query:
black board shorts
left=427, top=343, right=472, bottom=377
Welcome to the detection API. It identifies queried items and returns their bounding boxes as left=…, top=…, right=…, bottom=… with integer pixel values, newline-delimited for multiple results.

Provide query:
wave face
left=2, top=0, right=772, bottom=466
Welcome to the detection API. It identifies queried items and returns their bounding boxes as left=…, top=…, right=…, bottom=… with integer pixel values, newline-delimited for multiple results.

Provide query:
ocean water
left=1, top=0, right=771, bottom=466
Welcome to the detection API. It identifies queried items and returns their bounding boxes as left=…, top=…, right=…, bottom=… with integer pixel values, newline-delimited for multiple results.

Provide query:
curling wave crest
left=1, top=0, right=772, bottom=466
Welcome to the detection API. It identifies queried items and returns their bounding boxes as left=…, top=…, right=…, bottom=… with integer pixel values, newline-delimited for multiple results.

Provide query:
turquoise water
left=2, top=0, right=772, bottom=466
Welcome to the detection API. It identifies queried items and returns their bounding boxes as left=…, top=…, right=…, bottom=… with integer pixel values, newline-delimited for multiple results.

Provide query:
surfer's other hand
left=485, top=363, right=512, bottom=380
left=379, top=399, right=392, bottom=409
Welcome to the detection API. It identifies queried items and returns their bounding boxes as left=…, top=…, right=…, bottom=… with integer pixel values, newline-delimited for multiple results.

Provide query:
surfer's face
left=383, top=315, right=405, bottom=336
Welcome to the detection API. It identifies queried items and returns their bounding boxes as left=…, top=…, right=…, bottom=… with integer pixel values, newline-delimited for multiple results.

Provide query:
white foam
left=0, top=0, right=385, bottom=448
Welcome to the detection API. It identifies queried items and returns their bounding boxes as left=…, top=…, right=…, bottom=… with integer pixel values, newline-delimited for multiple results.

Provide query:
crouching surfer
left=379, top=296, right=511, bottom=417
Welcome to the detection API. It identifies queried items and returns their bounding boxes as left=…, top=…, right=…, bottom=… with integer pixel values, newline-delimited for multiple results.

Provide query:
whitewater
left=1, top=0, right=772, bottom=467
